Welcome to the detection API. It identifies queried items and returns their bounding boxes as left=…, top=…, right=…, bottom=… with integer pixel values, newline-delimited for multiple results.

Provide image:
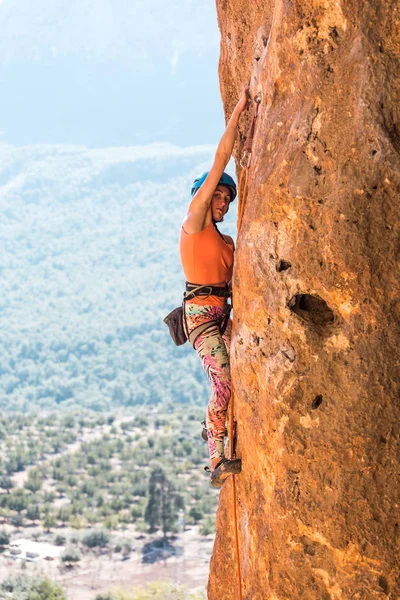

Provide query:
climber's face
left=211, top=185, right=231, bottom=222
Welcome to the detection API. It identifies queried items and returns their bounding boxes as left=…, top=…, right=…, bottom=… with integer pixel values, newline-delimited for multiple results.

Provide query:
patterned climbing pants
left=184, top=303, right=232, bottom=470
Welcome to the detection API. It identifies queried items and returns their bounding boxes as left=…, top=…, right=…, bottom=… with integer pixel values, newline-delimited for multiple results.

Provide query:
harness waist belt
left=185, top=281, right=231, bottom=301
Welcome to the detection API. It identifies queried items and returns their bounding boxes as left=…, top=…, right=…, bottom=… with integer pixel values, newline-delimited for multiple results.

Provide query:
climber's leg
left=222, top=316, right=232, bottom=353
left=197, top=325, right=231, bottom=471
left=185, top=304, right=231, bottom=471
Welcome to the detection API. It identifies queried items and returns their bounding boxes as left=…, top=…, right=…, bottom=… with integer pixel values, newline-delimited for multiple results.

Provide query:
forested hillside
left=0, top=142, right=235, bottom=411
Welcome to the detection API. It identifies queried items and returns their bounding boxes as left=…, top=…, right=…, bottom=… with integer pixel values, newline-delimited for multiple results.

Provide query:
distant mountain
left=0, top=0, right=218, bottom=62
left=0, top=0, right=223, bottom=147
left=0, top=142, right=237, bottom=412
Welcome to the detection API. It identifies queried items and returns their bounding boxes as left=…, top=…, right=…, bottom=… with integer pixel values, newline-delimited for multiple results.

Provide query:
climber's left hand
left=235, top=87, right=251, bottom=114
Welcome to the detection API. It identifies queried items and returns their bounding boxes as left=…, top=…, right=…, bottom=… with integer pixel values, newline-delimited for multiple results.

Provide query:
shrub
left=130, top=504, right=143, bottom=520
left=0, top=530, right=10, bottom=546
left=61, top=415, right=75, bottom=429
left=121, top=540, right=132, bottom=558
left=81, top=529, right=110, bottom=549
left=104, top=516, right=119, bottom=530
left=57, top=508, right=71, bottom=524
left=24, top=469, right=42, bottom=492
left=61, top=547, right=81, bottom=566
left=42, top=513, right=56, bottom=532
left=0, top=476, right=13, bottom=493
left=26, top=504, right=41, bottom=521
left=188, top=506, right=203, bottom=523
left=135, top=416, right=149, bottom=428
left=11, top=514, right=24, bottom=527
left=68, top=516, right=87, bottom=529
left=0, top=574, right=66, bottom=599
left=94, top=581, right=206, bottom=600
left=7, top=490, right=28, bottom=513
left=199, top=516, right=215, bottom=537
left=54, top=535, right=66, bottom=546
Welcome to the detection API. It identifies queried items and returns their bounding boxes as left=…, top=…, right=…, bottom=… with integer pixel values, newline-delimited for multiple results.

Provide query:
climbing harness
left=228, top=90, right=262, bottom=600
left=184, top=282, right=231, bottom=302
left=163, top=282, right=231, bottom=347
left=183, top=283, right=232, bottom=347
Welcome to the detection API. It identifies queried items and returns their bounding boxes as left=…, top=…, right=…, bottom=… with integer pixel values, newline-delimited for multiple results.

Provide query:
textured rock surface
left=209, top=1, right=400, bottom=599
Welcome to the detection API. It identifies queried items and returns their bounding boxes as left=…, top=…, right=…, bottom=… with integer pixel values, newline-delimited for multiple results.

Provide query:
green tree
left=25, top=468, right=42, bottom=492
left=5, top=451, right=27, bottom=475
left=130, top=504, right=143, bottom=521
left=144, top=466, right=183, bottom=539
left=87, top=453, right=96, bottom=465
left=0, top=530, right=10, bottom=547
left=81, top=480, right=96, bottom=497
left=10, top=514, right=24, bottom=527
left=26, top=504, right=41, bottom=521
left=199, top=515, right=216, bottom=536
left=61, top=415, right=75, bottom=429
left=42, top=513, right=57, bottom=533
left=57, top=507, right=71, bottom=525
left=7, top=489, right=28, bottom=513
left=120, top=420, right=135, bottom=433
left=188, top=505, right=203, bottom=523
left=0, top=476, right=13, bottom=493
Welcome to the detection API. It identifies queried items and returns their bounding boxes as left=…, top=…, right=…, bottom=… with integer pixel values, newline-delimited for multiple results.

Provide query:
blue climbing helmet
left=191, top=171, right=237, bottom=201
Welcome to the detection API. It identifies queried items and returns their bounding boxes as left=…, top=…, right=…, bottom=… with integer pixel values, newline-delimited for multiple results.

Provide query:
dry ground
left=0, top=526, right=212, bottom=599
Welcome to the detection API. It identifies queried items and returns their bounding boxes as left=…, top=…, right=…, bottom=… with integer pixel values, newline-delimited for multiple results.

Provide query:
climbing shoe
left=206, top=458, right=242, bottom=488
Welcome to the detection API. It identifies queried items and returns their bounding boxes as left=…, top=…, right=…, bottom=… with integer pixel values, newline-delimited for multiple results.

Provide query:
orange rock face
left=209, top=1, right=400, bottom=599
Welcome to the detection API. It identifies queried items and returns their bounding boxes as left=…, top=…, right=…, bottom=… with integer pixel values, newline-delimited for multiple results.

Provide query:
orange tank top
left=179, top=221, right=234, bottom=306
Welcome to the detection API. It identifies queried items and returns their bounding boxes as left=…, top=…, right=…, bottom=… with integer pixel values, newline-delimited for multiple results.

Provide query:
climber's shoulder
left=223, top=234, right=235, bottom=247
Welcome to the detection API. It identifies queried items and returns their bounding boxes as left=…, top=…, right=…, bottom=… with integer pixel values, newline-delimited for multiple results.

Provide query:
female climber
left=179, top=88, right=249, bottom=487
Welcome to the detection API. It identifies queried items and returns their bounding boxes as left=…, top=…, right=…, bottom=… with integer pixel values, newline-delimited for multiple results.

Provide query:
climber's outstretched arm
left=183, top=88, right=249, bottom=233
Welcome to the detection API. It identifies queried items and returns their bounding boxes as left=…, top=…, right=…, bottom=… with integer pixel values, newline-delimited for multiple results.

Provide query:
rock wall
left=209, top=1, right=400, bottom=598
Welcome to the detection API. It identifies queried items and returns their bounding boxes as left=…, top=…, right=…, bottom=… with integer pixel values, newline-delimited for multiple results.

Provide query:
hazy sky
left=0, top=0, right=224, bottom=147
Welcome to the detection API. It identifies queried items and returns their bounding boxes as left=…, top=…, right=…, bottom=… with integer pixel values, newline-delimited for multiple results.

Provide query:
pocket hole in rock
left=289, top=293, right=338, bottom=334
left=329, top=26, right=339, bottom=42
left=312, top=395, right=323, bottom=409
left=378, top=576, right=389, bottom=594
left=276, top=260, right=292, bottom=272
